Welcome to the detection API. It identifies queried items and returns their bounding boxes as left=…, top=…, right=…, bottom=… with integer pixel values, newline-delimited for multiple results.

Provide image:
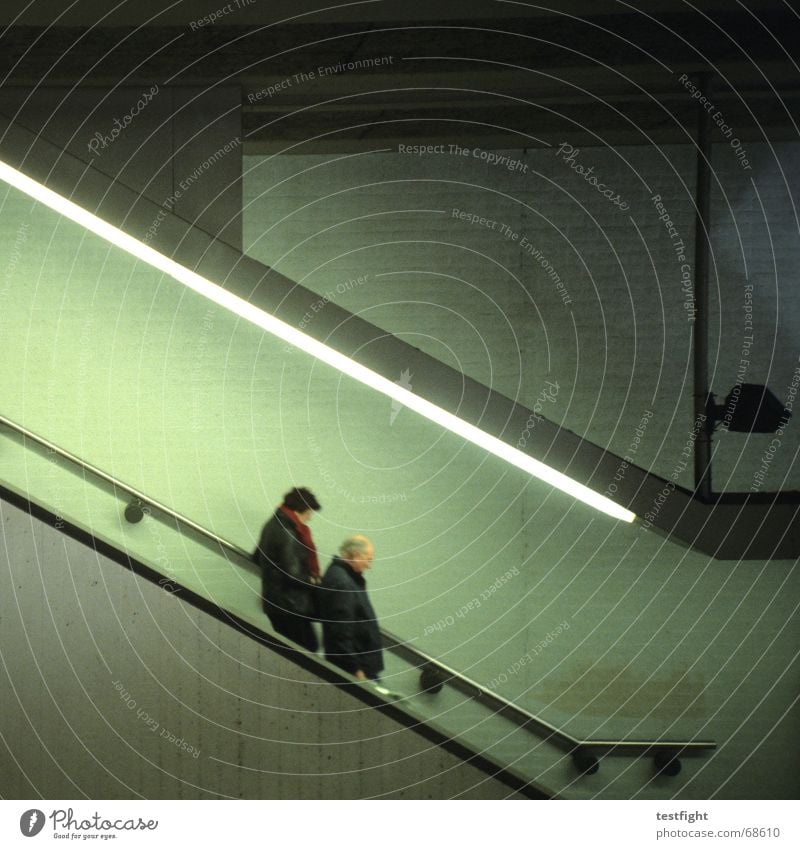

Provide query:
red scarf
left=279, top=505, right=320, bottom=579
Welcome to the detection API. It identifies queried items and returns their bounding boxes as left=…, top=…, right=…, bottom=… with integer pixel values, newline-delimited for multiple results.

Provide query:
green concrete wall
left=1, top=141, right=799, bottom=796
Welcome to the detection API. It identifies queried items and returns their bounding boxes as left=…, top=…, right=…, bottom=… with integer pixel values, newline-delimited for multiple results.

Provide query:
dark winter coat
left=255, top=510, right=315, bottom=619
left=318, top=557, right=383, bottom=678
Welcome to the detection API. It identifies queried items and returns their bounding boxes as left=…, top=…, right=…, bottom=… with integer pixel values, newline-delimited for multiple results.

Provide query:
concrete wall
left=0, top=86, right=242, bottom=249
left=242, top=142, right=800, bottom=494
left=239, top=142, right=800, bottom=797
left=0, top=138, right=798, bottom=797
left=0, top=497, right=519, bottom=799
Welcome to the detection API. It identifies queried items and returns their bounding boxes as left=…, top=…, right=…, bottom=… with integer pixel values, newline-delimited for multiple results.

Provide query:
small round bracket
left=572, top=747, right=600, bottom=776
left=654, top=748, right=682, bottom=777
left=419, top=664, right=446, bottom=694
left=124, top=500, right=145, bottom=524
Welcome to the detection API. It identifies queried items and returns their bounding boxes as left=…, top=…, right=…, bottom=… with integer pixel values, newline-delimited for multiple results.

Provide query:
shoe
left=371, top=682, right=404, bottom=700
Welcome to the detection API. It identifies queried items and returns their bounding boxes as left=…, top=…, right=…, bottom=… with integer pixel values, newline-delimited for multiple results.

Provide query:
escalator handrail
left=0, top=413, right=715, bottom=753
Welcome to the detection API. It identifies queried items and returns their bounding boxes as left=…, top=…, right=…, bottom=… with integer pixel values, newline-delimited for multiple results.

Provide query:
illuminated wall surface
left=242, top=144, right=800, bottom=492
left=1, top=139, right=799, bottom=796
left=240, top=143, right=800, bottom=789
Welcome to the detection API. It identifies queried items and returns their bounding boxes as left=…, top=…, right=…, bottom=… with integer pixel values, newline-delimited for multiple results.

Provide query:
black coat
left=319, top=557, right=383, bottom=678
left=255, top=510, right=315, bottom=619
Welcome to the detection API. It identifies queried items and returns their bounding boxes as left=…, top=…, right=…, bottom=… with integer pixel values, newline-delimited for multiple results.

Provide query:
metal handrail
left=0, top=413, right=235, bottom=554
left=0, top=412, right=715, bottom=754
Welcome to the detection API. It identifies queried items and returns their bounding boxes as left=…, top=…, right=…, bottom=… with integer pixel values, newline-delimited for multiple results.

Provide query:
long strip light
left=0, top=158, right=635, bottom=522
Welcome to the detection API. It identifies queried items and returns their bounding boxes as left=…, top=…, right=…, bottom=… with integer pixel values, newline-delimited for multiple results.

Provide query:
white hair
left=339, top=535, right=371, bottom=558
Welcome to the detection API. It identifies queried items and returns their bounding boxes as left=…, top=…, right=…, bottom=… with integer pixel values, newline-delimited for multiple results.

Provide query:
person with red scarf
left=255, top=487, right=321, bottom=652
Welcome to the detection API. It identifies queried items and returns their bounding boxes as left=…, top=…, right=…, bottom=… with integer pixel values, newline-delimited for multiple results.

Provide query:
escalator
left=0, top=109, right=797, bottom=561
left=0, top=110, right=717, bottom=799
left=0, top=414, right=715, bottom=799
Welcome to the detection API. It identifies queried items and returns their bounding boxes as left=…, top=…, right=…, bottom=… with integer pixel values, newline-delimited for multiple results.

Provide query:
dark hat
left=283, top=487, right=321, bottom=512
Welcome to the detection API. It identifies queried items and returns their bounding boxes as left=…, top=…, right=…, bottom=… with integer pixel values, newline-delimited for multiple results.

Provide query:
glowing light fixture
left=0, top=158, right=636, bottom=522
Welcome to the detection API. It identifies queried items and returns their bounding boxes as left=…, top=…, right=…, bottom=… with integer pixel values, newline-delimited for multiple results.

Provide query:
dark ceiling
left=1, top=0, right=798, bottom=151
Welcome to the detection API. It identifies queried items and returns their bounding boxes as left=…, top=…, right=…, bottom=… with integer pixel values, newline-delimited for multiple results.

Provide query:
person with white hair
left=318, top=534, right=383, bottom=681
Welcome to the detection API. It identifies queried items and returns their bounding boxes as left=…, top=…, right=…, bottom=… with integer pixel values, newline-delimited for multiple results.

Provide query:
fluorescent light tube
left=0, top=158, right=636, bottom=522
